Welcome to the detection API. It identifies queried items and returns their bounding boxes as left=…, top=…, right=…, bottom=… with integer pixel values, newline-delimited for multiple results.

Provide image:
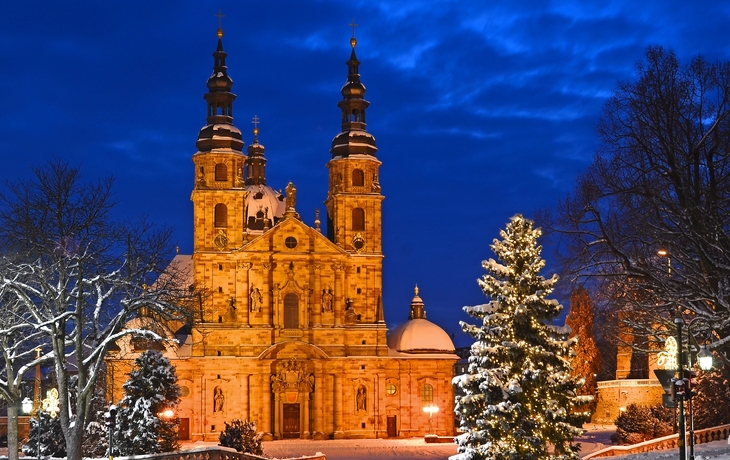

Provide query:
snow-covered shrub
left=611, top=403, right=672, bottom=444
left=219, top=419, right=263, bottom=455
left=22, top=411, right=66, bottom=458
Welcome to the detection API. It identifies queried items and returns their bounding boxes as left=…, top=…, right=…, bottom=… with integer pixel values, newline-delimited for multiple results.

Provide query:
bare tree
left=0, top=288, right=46, bottom=460
left=566, top=288, right=601, bottom=412
left=540, top=46, right=730, bottom=365
left=0, top=160, right=191, bottom=460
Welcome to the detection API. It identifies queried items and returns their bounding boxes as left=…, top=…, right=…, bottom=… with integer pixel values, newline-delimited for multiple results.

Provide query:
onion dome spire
left=245, top=115, right=267, bottom=185
left=195, top=24, right=244, bottom=154
left=330, top=22, right=377, bottom=158
left=409, top=285, right=426, bottom=320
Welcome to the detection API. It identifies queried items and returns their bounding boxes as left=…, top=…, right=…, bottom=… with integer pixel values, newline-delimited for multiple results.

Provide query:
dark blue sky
left=1, top=1, right=729, bottom=347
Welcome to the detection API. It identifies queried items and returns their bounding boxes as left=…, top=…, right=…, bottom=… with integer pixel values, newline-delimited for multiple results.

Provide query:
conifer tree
left=115, top=350, right=181, bottom=455
left=453, top=215, right=591, bottom=460
left=565, top=288, right=601, bottom=413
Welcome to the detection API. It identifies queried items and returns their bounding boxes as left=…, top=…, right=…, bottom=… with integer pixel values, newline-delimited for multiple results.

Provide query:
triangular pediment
left=238, top=216, right=348, bottom=256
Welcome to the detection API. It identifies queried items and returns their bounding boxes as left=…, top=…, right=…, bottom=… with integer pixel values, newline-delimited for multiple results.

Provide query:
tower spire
left=331, top=24, right=377, bottom=158
left=246, top=115, right=267, bottom=186
left=195, top=24, right=244, bottom=154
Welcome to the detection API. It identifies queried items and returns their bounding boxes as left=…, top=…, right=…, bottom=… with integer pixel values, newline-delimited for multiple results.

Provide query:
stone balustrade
left=582, top=424, right=730, bottom=459
left=103, top=446, right=326, bottom=460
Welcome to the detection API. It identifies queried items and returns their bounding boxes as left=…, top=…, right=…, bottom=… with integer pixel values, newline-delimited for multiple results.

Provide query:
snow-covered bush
left=611, top=403, right=672, bottom=444
left=219, top=419, right=263, bottom=455
left=22, top=411, right=65, bottom=458
left=692, top=368, right=730, bottom=429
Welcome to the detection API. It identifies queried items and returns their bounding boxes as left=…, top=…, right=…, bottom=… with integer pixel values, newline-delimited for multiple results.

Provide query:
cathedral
left=107, top=27, right=458, bottom=441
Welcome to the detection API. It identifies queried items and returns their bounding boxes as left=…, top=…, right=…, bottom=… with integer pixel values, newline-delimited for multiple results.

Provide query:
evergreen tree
left=115, top=350, right=181, bottom=455
left=692, top=368, right=730, bottom=429
left=219, top=419, right=264, bottom=455
left=565, top=288, right=601, bottom=413
left=453, top=215, right=591, bottom=460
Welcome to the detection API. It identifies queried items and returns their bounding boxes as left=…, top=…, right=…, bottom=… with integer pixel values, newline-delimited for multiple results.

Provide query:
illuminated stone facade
left=108, top=31, right=457, bottom=441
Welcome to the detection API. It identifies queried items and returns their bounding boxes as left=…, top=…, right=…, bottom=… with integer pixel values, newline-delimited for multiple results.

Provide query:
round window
left=180, top=386, right=190, bottom=397
left=386, top=383, right=396, bottom=395
left=285, top=236, right=298, bottom=249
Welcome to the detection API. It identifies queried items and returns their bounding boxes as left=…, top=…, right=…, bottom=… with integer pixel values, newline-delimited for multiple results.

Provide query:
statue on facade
left=285, top=181, right=297, bottom=209
left=250, top=286, right=262, bottom=312
left=356, top=385, right=367, bottom=412
left=321, top=287, right=334, bottom=312
left=213, top=386, right=224, bottom=412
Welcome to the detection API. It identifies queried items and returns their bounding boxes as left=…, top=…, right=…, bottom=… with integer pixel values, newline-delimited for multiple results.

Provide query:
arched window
left=284, top=293, right=299, bottom=329
left=421, top=383, right=433, bottom=403
left=214, top=204, right=228, bottom=227
left=352, top=207, right=365, bottom=231
left=215, top=163, right=227, bottom=181
left=352, top=169, right=364, bottom=187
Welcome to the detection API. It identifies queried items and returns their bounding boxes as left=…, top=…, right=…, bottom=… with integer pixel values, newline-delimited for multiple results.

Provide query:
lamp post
left=685, top=317, right=714, bottom=460
left=669, top=313, right=715, bottom=460
left=422, top=404, right=439, bottom=435
left=105, top=405, right=117, bottom=460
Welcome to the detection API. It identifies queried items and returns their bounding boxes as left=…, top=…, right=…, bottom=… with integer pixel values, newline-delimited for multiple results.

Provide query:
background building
left=108, top=29, right=458, bottom=441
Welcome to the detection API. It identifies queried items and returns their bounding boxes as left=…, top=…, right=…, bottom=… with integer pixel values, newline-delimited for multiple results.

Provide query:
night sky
left=1, top=1, right=729, bottom=347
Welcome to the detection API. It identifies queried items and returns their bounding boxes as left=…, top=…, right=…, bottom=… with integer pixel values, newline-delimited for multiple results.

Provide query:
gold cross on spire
left=349, top=19, right=358, bottom=48
left=252, top=115, right=260, bottom=137
left=216, top=9, right=225, bottom=38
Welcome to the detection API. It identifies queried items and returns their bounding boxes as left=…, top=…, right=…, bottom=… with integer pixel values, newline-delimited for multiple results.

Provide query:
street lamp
left=667, top=313, right=716, bottom=460
left=105, top=405, right=117, bottom=460
left=657, top=249, right=672, bottom=276
left=422, top=404, right=439, bottom=435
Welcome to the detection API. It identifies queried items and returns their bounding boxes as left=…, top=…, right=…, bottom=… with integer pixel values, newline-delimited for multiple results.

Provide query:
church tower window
left=214, top=204, right=228, bottom=227
left=283, top=293, right=299, bottom=329
left=352, top=207, right=365, bottom=231
left=352, top=169, right=364, bottom=186
left=215, top=163, right=227, bottom=181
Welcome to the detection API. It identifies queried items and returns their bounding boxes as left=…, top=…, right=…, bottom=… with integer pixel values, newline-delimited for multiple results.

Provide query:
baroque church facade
left=108, top=28, right=458, bottom=441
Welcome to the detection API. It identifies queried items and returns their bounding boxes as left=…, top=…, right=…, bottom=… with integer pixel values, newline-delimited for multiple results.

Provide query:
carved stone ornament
left=214, top=229, right=229, bottom=249
left=271, top=358, right=314, bottom=394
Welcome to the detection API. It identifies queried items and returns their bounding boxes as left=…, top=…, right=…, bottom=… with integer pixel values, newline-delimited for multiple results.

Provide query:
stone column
left=239, top=373, right=249, bottom=421
left=261, top=373, right=273, bottom=440
left=333, top=373, right=344, bottom=438
left=312, top=264, right=322, bottom=326
left=262, top=262, right=275, bottom=326
left=303, top=392, right=311, bottom=438
left=313, top=372, right=324, bottom=439
left=239, top=262, right=252, bottom=326
left=274, top=392, right=282, bottom=439
left=332, top=263, right=344, bottom=327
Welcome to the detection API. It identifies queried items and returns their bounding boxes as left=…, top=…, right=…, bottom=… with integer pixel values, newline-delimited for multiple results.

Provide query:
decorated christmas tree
left=115, top=350, right=181, bottom=455
left=453, top=215, right=590, bottom=460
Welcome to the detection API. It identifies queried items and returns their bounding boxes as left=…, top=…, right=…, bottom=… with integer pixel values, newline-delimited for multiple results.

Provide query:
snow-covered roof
left=387, top=318, right=456, bottom=354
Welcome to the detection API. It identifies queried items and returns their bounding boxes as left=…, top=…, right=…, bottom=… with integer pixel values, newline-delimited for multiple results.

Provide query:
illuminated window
left=284, top=293, right=299, bottom=329
left=352, top=207, right=365, bottom=231
left=215, top=163, right=227, bottom=181
left=421, top=383, right=433, bottom=403
left=352, top=169, right=364, bottom=186
left=386, top=384, right=397, bottom=395
left=214, top=204, right=227, bottom=227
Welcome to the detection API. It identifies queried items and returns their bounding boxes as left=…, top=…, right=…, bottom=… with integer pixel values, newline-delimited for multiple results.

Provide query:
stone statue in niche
left=321, top=287, right=334, bottom=312
left=213, top=386, right=224, bottom=412
left=250, top=286, right=262, bottom=312
left=356, top=385, right=367, bottom=412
